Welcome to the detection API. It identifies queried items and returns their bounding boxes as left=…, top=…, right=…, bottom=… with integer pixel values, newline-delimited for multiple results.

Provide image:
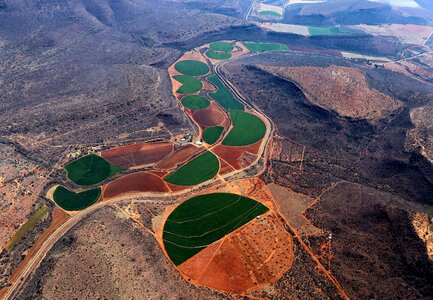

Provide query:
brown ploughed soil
left=178, top=212, right=294, bottom=294
left=192, top=102, right=229, bottom=128
left=155, top=144, right=201, bottom=170
left=101, top=142, right=173, bottom=169
left=212, top=140, right=261, bottom=170
left=102, top=172, right=169, bottom=199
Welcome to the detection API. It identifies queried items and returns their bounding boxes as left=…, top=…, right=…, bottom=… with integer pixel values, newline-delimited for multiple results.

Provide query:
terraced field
left=163, top=193, right=269, bottom=265
left=65, top=154, right=124, bottom=186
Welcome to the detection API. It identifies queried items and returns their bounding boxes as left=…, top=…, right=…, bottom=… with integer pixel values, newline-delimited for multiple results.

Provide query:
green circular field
left=53, top=186, right=101, bottom=211
left=65, top=154, right=125, bottom=186
left=222, top=110, right=266, bottom=146
left=173, top=75, right=203, bottom=94
left=163, top=193, right=269, bottom=265
left=206, top=50, right=231, bottom=60
left=164, top=151, right=219, bottom=186
left=181, top=95, right=210, bottom=110
left=174, top=60, right=210, bottom=76
left=209, top=41, right=234, bottom=52
left=202, top=126, right=224, bottom=144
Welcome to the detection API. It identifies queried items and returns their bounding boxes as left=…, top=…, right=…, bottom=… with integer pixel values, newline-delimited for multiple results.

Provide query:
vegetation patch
left=163, top=193, right=269, bottom=265
left=174, top=60, right=210, bottom=76
left=65, top=154, right=124, bottom=186
left=173, top=75, right=203, bottom=94
left=242, top=42, right=288, bottom=53
left=259, top=10, right=281, bottom=17
left=4, top=206, right=50, bottom=251
left=181, top=95, right=210, bottom=110
left=164, top=151, right=219, bottom=186
left=209, top=41, right=234, bottom=52
left=207, top=75, right=244, bottom=111
left=202, top=126, right=224, bottom=144
left=53, top=186, right=101, bottom=211
left=206, top=49, right=231, bottom=60
left=222, top=110, right=266, bottom=146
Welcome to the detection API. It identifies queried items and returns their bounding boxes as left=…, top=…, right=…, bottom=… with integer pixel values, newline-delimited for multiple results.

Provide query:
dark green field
left=53, top=186, right=101, bottom=211
left=222, top=110, right=266, bottom=146
left=173, top=75, right=203, bottom=94
left=243, top=42, right=288, bottom=53
left=202, top=126, right=224, bottom=144
left=209, top=41, right=234, bottom=52
left=65, top=154, right=124, bottom=186
left=181, top=95, right=210, bottom=110
left=207, top=75, right=244, bottom=111
left=174, top=60, right=209, bottom=76
left=206, top=49, right=231, bottom=60
left=163, top=193, right=269, bottom=265
left=164, top=151, right=219, bottom=186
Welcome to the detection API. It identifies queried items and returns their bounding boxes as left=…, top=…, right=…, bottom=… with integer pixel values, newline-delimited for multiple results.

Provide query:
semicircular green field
left=65, top=154, right=125, bottom=186
left=222, top=110, right=266, bottom=146
left=181, top=95, right=210, bottom=110
left=174, top=60, right=210, bottom=76
left=209, top=41, right=234, bottom=52
left=206, top=49, right=231, bottom=60
left=202, top=126, right=224, bottom=144
left=163, top=193, right=269, bottom=265
left=164, top=151, right=219, bottom=186
left=53, top=186, right=101, bottom=211
left=173, top=75, right=203, bottom=94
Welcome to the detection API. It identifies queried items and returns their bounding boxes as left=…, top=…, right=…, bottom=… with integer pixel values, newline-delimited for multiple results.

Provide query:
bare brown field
left=101, top=142, right=173, bottom=169
left=192, top=102, right=229, bottom=128
left=178, top=211, right=294, bottom=294
left=155, top=144, right=200, bottom=170
left=212, top=140, right=261, bottom=170
left=102, top=172, right=169, bottom=199
left=262, top=65, right=403, bottom=122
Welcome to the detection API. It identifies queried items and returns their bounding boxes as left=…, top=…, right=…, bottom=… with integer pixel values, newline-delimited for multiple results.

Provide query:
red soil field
left=192, top=102, right=228, bottom=128
left=212, top=140, right=261, bottom=170
left=101, top=142, right=173, bottom=169
left=177, top=212, right=294, bottom=294
left=219, top=160, right=235, bottom=176
left=155, top=144, right=201, bottom=170
left=102, top=172, right=169, bottom=199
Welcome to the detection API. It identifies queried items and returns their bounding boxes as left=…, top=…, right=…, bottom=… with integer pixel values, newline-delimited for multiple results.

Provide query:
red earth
left=102, top=172, right=169, bottom=199
left=101, top=142, right=173, bottom=169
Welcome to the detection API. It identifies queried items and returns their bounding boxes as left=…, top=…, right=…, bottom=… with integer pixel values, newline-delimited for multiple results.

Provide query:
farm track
left=3, top=42, right=349, bottom=300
